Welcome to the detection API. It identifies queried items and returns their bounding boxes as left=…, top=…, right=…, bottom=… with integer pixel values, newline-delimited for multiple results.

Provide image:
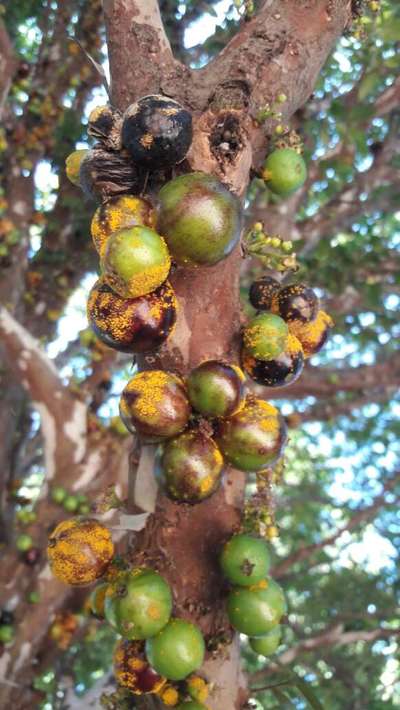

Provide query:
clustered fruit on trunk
left=41, top=93, right=334, bottom=708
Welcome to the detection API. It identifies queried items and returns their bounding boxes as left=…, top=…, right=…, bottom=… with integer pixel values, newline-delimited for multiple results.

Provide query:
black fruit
left=272, top=283, right=319, bottom=323
left=242, top=335, right=304, bottom=388
left=249, top=276, right=280, bottom=311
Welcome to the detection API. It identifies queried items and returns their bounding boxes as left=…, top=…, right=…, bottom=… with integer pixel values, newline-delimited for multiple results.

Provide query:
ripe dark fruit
left=87, top=278, right=177, bottom=354
left=215, top=397, right=287, bottom=472
left=0, top=610, right=14, bottom=626
left=119, top=371, right=191, bottom=441
left=288, top=310, right=334, bottom=358
left=24, top=547, right=41, bottom=566
left=262, top=148, right=307, bottom=196
left=145, top=618, right=205, bottom=681
left=249, top=276, right=281, bottom=311
left=91, top=195, right=156, bottom=257
left=102, top=225, right=171, bottom=298
left=249, top=625, right=282, bottom=656
left=242, top=313, right=288, bottom=361
left=157, top=172, right=242, bottom=265
left=220, top=534, right=271, bottom=586
left=88, top=104, right=123, bottom=151
left=161, top=430, right=223, bottom=503
left=272, top=283, right=319, bottom=323
left=227, top=578, right=286, bottom=636
left=242, top=334, right=304, bottom=388
left=105, top=568, right=172, bottom=640
left=47, top=518, right=114, bottom=586
left=114, top=639, right=166, bottom=694
left=122, top=95, right=192, bottom=168
left=79, top=146, right=142, bottom=202
left=187, top=360, right=245, bottom=418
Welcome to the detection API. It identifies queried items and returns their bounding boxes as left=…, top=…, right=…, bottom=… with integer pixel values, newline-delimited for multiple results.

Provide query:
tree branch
left=0, top=20, right=17, bottom=115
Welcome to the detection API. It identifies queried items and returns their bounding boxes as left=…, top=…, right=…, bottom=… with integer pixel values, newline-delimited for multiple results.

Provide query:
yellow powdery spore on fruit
left=249, top=578, right=269, bottom=592
left=65, top=149, right=88, bottom=186
left=250, top=400, right=280, bottom=434
left=104, top=232, right=171, bottom=299
left=120, top=371, right=184, bottom=422
left=285, top=333, right=304, bottom=356
left=91, top=196, right=156, bottom=256
left=47, top=518, right=114, bottom=586
left=187, top=675, right=209, bottom=702
left=140, top=133, right=154, bottom=149
left=288, top=311, right=333, bottom=358
left=160, top=685, right=179, bottom=705
left=243, top=320, right=286, bottom=360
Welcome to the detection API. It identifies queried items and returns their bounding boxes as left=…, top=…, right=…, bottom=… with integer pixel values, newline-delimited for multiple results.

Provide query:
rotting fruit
left=88, top=104, right=123, bottom=151
left=113, top=639, right=166, bottom=694
left=262, top=147, right=307, bottom=196
left=242, top=313, right=288, bottom=361
left=122, top=94, right=193, bottom=168
left=215, top=396, right=287, bottom=472
left=161, top=430, right=223, bottom=503
left=105, top=568, right=172, bottom=640
left=227, top=578, right=286, bottom=636
left=220, top=533, right=271, bottom=587
left=187, top=360, right=245, bottom=419
left=249, top=275, right=281, bottom=311
left=249, top=624, right=282, bottom=657
left=145, top=618, right=205, bottom=681
left=91, top=195, right=156, bottom=257
left=242, top=334, right=304, bottom=388
left=102, top=225, right=171, bottom=298
left=119, top=370, right=191, bottom=441
left=272, top=283, right=319, bottom=323
left=65, top=149, right=88, bottom=186
left=288, top=310, right=334, bottom=358
left=88, top=581, right=109, bottom=619
left=87, top=278, right=177, bottom=354
left=79, top=146, right=142, bottom=202
left=157, top=172, right=242, bottom=265
left=47, top=518, right=114, bottom=586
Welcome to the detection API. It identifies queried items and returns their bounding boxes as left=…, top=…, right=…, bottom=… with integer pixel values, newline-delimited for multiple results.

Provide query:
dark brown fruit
left=288, top=311, right=333, bottom=358
left=79, top=146, right=142, bottom=202
left=87, top=104, right=123, bottom=150
left=113, top=639, right=166, bottom=694
left=249, top=276, right=280, bottom=311
left=242, top=334, right=304, bottom=388
left=161, top=430, right=223, bottom=503
left=272, top=283, right=319, bottom=323
left=87, top=278, right=177, bottom=353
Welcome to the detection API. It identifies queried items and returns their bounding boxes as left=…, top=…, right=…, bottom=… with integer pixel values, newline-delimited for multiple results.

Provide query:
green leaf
left=357, top=72, right=380, bottom=101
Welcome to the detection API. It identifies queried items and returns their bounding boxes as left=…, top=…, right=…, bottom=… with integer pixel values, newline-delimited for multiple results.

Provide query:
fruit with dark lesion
left=47, top=518, right=114, bottom=586
left=113, top=639, right=167, bottom=694
left=220, top=533, right=271, bottom=586
left=271, top=282, right=319, bottom=323
left=249, top=275, right=281, bottom=311
left=242, top=333, right=304, bottom=387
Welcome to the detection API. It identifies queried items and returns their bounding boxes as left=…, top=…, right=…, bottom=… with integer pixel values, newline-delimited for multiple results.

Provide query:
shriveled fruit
left=157, top=172, right=242, bottom=265
left=122, top=95, right=192, bottom=168
left=113, top=639, right=166, bottom=694
left=88, top=581, right=109, bottom=619
left=215, top=397, right=287, bottom=472
left=242, top=334, right=304, bottom=388
left=102, top=225, right=171, bottom=298
left=91, top=195, right=156, bottom=257
left=249, top=625, right=282, bottom=656
left=119, top=370, right=191, bottom=441
left=227, top=578, right=286, bottom=636
left=47, top=518, right=114, bottom=586
left=272, top=283, right=319, bottom=323
left=242, top=313, right=288, bottom=361
left=220, top=533, right=270, bottom=586
left=105, top=568, right=172, bottom=640
left=262, top=148, right=307, bottom=196
left=87, top=104, right=122, bottom=150
left=87, top=278, right=177, bottom=353
left=161, top=430, right=223, bottom=503
left=187, top=360, right=245, bottom=419
left=65, top=149, right=88, bottom=186
left=79, top=146, right=142, bottom=202
left=249, top=276, right=281, bottom=311
left=146, top=618, right=205, bottom=681
left=288, top=310, right=333, bottom=358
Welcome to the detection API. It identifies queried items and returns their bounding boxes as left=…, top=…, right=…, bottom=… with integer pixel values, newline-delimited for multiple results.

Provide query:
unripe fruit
left=220, top=533, right=270, bottom=586
left=242, top=334, right=304, bottom=388
left=105, top=568, right=172, bottom=640
left=249, top=276, right=280, bottom=311
left=63, top=494, right=79, bottom=513
left=161, top=430, right=223, bottom=503
left=65, top=149, right=88, bottom=186
left=187, top=360, right=245, bottom=419
left=215, top=397, right=287, bottom=472
left=113, top=639, right=166, bottom=694
left=87, top=278, right=177, bottom=354
left=16, top=533, right=33, bottom=552
left=157, top=172, right=242, bottom=265
left=288, top=310, right=333, bottom=358
left=88, top=581, right=109, bottom=619
left=249, top=625, right=282, bottom=656
left=122, top=95, right=193, bottom=168
left=119, top=371, right=191, bottom=441
left=91, top=195, right=156, bottom=257
left=0, top=625, right=14, bottom=644
left=242, top=313, right=288, bottom=361
left=102, top=226, right=171, bottom=298
left=227, top=578, right=286, bottom=636
left=146, top=618, right=205, bottom=681
left=51, top=485, right=67, bottom=504
left=176, top=703, right=208, bottom=709
left=47, top=518, right=114, bottom=586
left=262, top=148, right=307, bottom=196
left=272, top=283, right=319, bottom=323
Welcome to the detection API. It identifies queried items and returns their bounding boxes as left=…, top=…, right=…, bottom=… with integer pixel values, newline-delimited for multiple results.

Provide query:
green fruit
left=102, top=225, right=171, bottom=298
left=215, top=397, right=287, bottom=472
left=220, top=534, right=270, bottom=586
left=161, top=430, right=223, bottom=503
left=227, top=578, right=286, bottom=636
left=242, top=313, right=288, bottom=361
left=105, top=568, right=172, bottom=640
left=79, top=503, right=91, bottom=515
left=28, top=591, right=40, bottom=604
left=176, top=703, right=208, bottom=710
left=187, top=360, right=245, bottom=418
left=249, top=625, right=282, bottom=656
left=157, top=172, right=242, bottom=265
left=0, top=625, right=15, bottom=644
left=16, top=533, right=33, bottom=552
left=262, top=148, right=307, bottom=196
left=51, top=486, right=67, bottom=504
left=63, top=494, right=79, bottom=513
left=65, top=149, right=88, bottom=186
left=146, top=618, right=205, bottom=681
